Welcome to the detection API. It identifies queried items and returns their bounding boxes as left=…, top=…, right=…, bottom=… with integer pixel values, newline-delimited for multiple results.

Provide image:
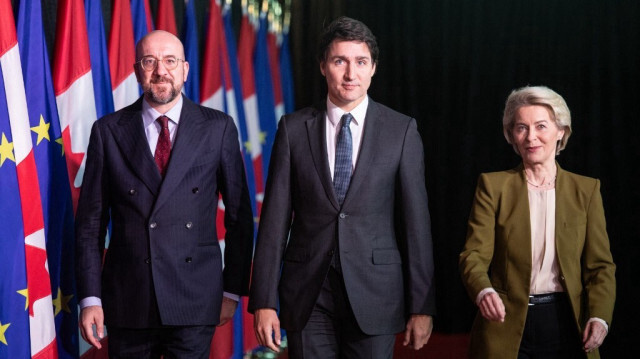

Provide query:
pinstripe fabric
left=333, top=113, right=353, bottom=206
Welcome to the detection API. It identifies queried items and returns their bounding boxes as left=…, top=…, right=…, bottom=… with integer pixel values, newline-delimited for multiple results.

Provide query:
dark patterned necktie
left=154, top=115, right=171, bottom=177
left=333, top=113, right=353, bottom=206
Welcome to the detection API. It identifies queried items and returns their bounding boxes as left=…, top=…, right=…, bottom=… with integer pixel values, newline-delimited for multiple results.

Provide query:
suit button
left=192, top=187, right=199, bottom=194
left=149, top=222, right=157, bottom=229
left=339, top=213, right=346, bottom=219
left=185, top=222, right=193, bottom=229
left=129, top=189, right=136, bottom=195
left=144, top=258, right=150, bottom=264
left=328, top=250, right=334, bottom=256
left=185, top=257, right=192, bottom=263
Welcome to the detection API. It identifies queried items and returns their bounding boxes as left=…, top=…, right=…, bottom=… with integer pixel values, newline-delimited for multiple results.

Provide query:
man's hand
left=583, top=320, right=608, bottom=353
left=403, top=314, right=433, bottom=350
left=79, top=306, right=104, bottom=349
left=254, top=308, right=281, bottom=353
left=478, top=292, right=506, bottom=322
left=218, top=297, right=238, bottom=326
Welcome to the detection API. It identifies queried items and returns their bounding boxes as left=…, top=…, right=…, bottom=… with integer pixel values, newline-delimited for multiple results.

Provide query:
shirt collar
left=142, top=94, right=184, bottom=127
left=326, top=96, right=369, bottom=127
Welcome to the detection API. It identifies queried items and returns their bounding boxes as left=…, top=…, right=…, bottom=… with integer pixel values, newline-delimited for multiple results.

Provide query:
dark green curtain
left=290, top=0, right=640, bottom=356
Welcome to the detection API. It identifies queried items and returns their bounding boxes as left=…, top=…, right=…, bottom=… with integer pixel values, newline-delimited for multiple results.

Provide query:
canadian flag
left=109, top=0, right=139, bottom=110
left=53, top=0, right=98, bottom=210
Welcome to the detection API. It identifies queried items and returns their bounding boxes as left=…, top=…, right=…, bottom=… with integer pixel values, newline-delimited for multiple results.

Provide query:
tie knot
left=341, top=113, right=353, bottom=128
left=157, top=115, right=169, bottom=129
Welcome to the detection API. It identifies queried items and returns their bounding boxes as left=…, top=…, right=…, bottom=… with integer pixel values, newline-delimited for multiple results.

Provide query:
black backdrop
left=26, top=0, right=640, bottom=357
left=290, top=1, right=640, bottom=357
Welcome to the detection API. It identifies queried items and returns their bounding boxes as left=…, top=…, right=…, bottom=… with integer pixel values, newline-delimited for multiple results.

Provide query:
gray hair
left=502, top=86, right=572, bottom=155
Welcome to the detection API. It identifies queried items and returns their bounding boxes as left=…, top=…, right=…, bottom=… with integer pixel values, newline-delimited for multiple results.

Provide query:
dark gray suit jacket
left=75, top=96, right=254, bottom=328
left=248, top=99, right=436, bottom=335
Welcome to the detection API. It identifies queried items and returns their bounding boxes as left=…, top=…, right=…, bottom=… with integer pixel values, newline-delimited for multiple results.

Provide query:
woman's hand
left=583, top=320, right=608, bottom=353
left=478, top=292, right=506, bottom=322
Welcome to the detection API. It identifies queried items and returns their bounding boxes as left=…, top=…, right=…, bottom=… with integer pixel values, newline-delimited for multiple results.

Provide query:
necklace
left=526, top=175, right=556, bottom=188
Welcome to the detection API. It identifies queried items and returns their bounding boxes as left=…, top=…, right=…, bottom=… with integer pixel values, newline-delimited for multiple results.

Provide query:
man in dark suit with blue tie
left=75, top=30, right=254, bottom=358
left=249, top=17, right=436, bottom=358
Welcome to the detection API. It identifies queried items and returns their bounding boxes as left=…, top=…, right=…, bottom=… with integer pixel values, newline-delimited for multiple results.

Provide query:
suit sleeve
left=582, top=179, right=616, bottom=324
left=459, top=173, right=496, bottom=301
left=219, top=118, right=255, bottom=296
left=75, top=121, right=110, bottom=301
left=398, top=119, right=436, bottom=315
left=248, top=116, right=293, bottom=312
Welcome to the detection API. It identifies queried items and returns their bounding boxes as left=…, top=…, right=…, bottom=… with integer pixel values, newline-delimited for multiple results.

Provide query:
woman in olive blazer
left=460, top=86, right=615, bottom=359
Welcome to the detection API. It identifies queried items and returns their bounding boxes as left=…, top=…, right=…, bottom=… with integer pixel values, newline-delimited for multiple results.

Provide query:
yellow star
left=0, top=133, right=16, bottom=167
left=55, top=138, right=65, bottom=156
left=0, top=321, right=10, bottom=345
left=52, top=287, right=74, bottom=316
left=30, top=115, right=51, bottom=145
left=244, top=140, right=252, bottom=153
left=259, top=131, right=267, bottom=144
left=17, top=288, right=29, bottom=311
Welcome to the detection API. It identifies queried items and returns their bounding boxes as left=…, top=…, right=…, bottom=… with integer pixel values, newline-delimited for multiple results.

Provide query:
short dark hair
left=317, top=16, right=379, bottom=65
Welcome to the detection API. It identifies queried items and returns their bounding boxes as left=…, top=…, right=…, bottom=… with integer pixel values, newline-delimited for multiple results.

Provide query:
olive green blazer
left=459, top=164, right=616, bottom=359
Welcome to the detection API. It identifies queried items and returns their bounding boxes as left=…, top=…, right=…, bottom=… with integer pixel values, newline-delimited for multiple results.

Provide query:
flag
left=131, top=0, right=154, bottom=44
left=254, top=8, right=278, bottom=179
left=53, top=0, right=98, bottom=212
left=279, top=14, right=295, bottom=114
left=222, top=2, right=260, bottom=355
left=84, top=0, right=114, bottom=121
left=156, top=0, right=178, bottom=36
left=201, top=0, right=225, bottom=111
left=0, top=4, right=32, bottom=358
left=238, top=6, right=265, bottom=211
left=182, top=0, right=200, bottom=102
left=16, top=0, right=79, bottom=358
left=1, top=0, right=57, bottom=357
left=267, top=16, right=285, bottom=124
left=109, top=0, right=139, bottom=110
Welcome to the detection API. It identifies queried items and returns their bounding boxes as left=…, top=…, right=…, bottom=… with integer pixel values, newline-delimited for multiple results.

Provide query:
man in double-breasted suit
left=249, top=17, right=436, bottom=358
left=75, top=30, right=254, bottom=358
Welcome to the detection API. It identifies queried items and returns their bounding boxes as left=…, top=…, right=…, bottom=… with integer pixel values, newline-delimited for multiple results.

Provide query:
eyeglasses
left=136, top=56, right=185, bottom=71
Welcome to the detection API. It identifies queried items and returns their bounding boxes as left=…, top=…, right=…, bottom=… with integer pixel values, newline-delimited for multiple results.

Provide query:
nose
left=344, top=63, right=355, bottom=80
left=526, top=127, right=537, bottom=142
left=154, top=59, right=169, bottom=76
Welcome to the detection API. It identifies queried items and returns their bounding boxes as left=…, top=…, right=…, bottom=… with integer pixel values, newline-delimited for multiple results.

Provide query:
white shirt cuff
left=223, top=292, right=240, bottom=302
left=79, top=296, right=102, bottom=309
left=475, top=287, right=497, bottom=306
left=588, top=317, right=609, bottom=333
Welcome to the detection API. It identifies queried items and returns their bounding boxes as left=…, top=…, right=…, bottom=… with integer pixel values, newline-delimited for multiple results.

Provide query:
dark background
left=26, top=0, right=640, bottom=357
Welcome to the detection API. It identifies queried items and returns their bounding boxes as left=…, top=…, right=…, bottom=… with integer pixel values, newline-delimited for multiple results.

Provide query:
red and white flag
left=53, top=0, right=97, bottom=210
left=109, top=0, right=139, bottom=110
left=0, top=0, right=57, bottom=356
left=238, top=10, right=265, bottom=213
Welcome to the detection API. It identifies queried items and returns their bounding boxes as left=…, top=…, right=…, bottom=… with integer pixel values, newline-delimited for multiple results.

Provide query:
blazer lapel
left=306, top=108, right=340, bottom=210
left=152, top=98, right=208, bottom=212
left=341, top=101, right=381, bottom=208
left=506, top=166, right=533, bottom=283
left=112, top=98, right=162, bottom=196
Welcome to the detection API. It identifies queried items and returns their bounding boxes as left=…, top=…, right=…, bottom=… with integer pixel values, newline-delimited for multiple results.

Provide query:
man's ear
left=320, top=61, right=326, bottom=77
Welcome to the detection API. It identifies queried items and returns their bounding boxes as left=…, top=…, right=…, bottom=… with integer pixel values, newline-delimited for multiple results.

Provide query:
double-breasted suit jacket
left=75, top=96, right=254, bottom=328
left=459, top=164, right=616, bottom=358
left=248, top=99, right=436, bottom=335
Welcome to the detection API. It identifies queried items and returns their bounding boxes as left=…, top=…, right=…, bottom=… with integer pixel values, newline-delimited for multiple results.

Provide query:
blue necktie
left=333, top=113, right=353, bottom=206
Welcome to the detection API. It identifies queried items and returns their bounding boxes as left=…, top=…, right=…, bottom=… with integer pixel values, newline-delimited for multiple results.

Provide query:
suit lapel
left=506, top=166, right=533, bottom=283
left=153, top=98, right=208, bottom=212
left=341, top=101, right=381, bottom=208
left=112, top=98, right=162, bottom=196
left=306, top=108, right=340, bottom=210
